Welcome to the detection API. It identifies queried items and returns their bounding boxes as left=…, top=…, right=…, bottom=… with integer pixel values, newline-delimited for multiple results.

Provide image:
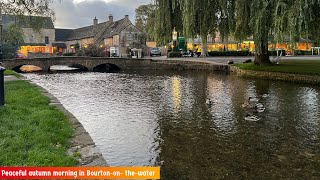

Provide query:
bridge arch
left=48, top=64, right=89, bottom=72
left=12, top=64, right=26, bottom=73
left=12, top=64, right=43, bottom=73
left=93, top=63, right=121, bottom=73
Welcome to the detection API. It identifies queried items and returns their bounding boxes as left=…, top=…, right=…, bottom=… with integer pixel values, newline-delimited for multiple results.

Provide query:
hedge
left=168, top=52, right=182, bottom=58
left=208, top=51, right=252, bottom=56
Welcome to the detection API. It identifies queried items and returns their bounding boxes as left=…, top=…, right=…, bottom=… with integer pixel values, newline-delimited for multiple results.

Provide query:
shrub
left=63, top=52, right=76, bottom=56
left=78, top=44, right=104, bottom=57
left=208, top=50, right=251, bottom=56
left=0, top=43, right=19, bottom=59
left=294, top=50, right=313, bottom=55
left=168, top=51, right=182, bottom=58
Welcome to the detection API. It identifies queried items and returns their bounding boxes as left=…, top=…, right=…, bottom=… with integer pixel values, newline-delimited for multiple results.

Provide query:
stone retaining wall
left=230, top=66, right=320, bottom=84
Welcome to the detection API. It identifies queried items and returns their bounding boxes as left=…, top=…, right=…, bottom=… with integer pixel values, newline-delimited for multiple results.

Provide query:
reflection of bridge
left=0, top=57, right=229, bottom=72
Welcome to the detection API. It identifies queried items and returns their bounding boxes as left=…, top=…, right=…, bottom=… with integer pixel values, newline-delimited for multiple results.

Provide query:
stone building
left=55, top=15, right=143, bottom=57
left=0, top=14, right=55, bottom=56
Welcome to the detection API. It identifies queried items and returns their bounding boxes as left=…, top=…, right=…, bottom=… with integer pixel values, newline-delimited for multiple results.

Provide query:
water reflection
left=25, top=70, right=320, bottom=179
left=171, top=76, right=182, bottom=111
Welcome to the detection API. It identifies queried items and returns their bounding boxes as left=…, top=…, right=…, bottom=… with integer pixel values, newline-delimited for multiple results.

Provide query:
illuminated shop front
left=19, top=45, right=53, bottom=57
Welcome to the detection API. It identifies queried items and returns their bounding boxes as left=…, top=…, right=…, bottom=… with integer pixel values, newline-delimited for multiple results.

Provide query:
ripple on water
left=24, top=71, right=320, bottom=179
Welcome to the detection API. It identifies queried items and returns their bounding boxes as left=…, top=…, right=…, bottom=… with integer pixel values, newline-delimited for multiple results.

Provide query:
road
left=149, top=55, right=320, bottom=65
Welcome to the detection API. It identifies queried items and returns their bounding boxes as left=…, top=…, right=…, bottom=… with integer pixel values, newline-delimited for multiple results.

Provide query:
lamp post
left=172, top=27, right=177, bottom=52
left=0, top=9, right=3, bottom=60
left=0, top=66, right=5, bottom=107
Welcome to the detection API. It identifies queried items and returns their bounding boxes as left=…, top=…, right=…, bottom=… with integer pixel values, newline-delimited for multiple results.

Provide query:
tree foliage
left=178, top=0, right=219, bottom=56
left=135, top=3, right=156, bottom=41
left=234, top=0, right=320, bottom=65
left=1, top=24, right=24, bottom=59
left=0, top=0, right=55, bottom=17
left=152, top=0, right=319, bottom=64
left=153, top=0, right=182, bottom=44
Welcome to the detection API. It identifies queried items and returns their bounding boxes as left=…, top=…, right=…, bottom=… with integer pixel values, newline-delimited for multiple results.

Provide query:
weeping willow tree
left=218, top=0, right=236, bottom=43
left=176, top=0, right=220, bottom=56
left=235, top=0, right=320, bottom=65
left=154, top=0, right=233, bottom=56
left=153, top=0, right=182, bottom=45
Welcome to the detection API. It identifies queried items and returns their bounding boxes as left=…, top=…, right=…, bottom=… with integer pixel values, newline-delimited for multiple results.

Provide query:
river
left=25, top=70, right=320, bottom=179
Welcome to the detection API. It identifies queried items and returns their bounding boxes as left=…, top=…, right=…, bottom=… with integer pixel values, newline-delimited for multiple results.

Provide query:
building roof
left=65, top=17, right=129, bottom=41
left=0, top=14, right=54, bottom=29
left=67, top=21, right=108, bottom=40
left=55, top=29, right=73, bottom=41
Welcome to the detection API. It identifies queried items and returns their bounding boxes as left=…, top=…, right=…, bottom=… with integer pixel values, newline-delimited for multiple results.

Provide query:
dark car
left=150, top=47, right=161, bottom=56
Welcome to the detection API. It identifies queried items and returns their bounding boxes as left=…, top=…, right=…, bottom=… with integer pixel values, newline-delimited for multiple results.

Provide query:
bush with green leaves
left=77, top=44, right=104, bottom=57
left=168, top=51, right=182, bottom=58
left=208, top=50, right=252, bottom=56
left=0, top=43, right=20, bottom=59
left=294, top=50, right=314, bottom=55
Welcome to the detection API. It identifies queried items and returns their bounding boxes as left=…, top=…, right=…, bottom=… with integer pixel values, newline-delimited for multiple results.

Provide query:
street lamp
left=0, top=12, right=3, bottom=60
left=0, top=66, right=5, bottom=107
left=172, top=27, right=177, bottom=52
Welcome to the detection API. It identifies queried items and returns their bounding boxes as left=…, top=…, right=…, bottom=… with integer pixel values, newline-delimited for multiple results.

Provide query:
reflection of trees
left=153, top=71, right=223, bottom=179
left=129, top=70, right=320, bottom=178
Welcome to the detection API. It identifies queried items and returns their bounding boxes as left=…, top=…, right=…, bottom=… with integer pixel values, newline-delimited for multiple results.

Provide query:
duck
left=206, top=99, right=213, bottom=106
left=254, top=106, right=266, bottom=113
left=255, top=103, right=264, bottom=109
left=245, top=113, right=260, bottom=122
left=249, top=97, right=259, bottom=102
left=242, top=101, right=250, bottom=108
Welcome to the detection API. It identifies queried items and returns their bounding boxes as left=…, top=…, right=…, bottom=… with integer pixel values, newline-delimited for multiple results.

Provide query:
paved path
left=4, top=75, right=19, bottom=82
left=150, top=55, right=320, bottom=65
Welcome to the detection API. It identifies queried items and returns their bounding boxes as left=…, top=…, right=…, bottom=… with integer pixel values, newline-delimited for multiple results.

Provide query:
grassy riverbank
left=0, top=80, right=77, bottom=166
left=234, top=60, right=320, bottom=76
left=4, top=69, right=22, bottom=77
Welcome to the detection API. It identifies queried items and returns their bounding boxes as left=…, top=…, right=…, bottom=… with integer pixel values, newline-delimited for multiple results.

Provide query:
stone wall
left=22, top=28, right=55, bottom=45
left=230, top=66, right=320, bottom=84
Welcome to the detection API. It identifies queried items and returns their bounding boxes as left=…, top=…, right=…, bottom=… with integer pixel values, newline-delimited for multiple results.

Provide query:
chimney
left=108, top=14, right=113, bottom=23
left=125, top=15, right=129, bottom=19
left=93, top=17, right=98, bottom=26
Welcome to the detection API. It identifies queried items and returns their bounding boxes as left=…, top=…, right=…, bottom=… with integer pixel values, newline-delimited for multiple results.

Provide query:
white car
left=150, top=47, right=161, bottom=56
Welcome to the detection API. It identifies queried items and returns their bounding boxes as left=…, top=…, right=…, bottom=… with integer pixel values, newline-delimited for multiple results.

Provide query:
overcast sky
left=51, top=0, right=151, bottom=29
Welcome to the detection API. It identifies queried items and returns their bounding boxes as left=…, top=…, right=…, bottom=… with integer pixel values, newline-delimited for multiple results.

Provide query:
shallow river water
left=25, top=70, right=320, bottom=179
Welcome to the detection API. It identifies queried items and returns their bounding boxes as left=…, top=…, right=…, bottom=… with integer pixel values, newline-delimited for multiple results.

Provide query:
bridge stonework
left=0, top=57, right=229, bottom=72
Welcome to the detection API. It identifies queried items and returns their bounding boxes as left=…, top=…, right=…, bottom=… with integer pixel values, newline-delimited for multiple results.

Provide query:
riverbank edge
left=229, top=66, right=320, bottom=84
left=37, top=85, right=108, bottom=166
left=12, top=77, right=108, bottom=166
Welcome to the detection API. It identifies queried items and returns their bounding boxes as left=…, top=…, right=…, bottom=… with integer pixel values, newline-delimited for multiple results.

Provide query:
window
left=45, top=36, right=49, bottom=44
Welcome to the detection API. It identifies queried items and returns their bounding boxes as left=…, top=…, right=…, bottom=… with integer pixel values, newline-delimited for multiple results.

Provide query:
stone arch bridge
left=0, top=56, right=229, bottom=72
left=0, top=57, right=153, bottom=71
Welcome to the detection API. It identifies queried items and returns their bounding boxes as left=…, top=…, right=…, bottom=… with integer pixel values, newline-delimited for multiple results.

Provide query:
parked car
left=150, top=47, right=161, bottom=56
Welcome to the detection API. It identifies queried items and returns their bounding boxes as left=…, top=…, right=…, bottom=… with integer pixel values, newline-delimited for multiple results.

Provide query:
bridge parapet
left=0, top=57, right=228, bottom=72
left=0, top=57, right=150, bottom=71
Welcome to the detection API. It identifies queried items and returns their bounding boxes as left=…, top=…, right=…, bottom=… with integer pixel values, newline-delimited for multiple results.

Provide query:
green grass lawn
left=234, top=60, right=320, bottom=76
left=0, top=81, right=77, bottom=166
left=4, top=69, right=22, bottom=78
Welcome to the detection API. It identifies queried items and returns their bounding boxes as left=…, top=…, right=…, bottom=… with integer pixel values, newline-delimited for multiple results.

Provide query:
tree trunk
left=200, top=35, right=208, bottom=57
left=254, top=36, right=272, bottom=65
